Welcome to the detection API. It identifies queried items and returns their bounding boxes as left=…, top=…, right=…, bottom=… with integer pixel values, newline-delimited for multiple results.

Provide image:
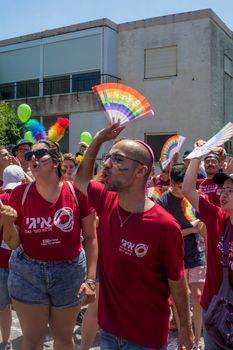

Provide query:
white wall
left=69, top=111, right=112, bottom=158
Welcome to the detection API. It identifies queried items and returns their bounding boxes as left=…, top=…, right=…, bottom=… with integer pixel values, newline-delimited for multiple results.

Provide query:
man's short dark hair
left=170, top=164, right=186, bottom=183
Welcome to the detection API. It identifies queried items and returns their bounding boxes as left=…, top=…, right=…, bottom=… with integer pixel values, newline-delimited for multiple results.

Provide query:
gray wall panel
left=43, top=35, right=101, bottom=76
left=0, top=46, right=40, bottom=83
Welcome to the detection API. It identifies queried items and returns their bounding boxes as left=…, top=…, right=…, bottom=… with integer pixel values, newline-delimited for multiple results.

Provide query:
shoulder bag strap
left=21, top=182, right=33, bottom=206
left=66, top=181, right=79, bottom=207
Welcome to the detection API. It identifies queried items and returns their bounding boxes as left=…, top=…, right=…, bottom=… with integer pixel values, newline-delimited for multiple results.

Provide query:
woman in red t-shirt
left=0, top=140, right=97, bottom=350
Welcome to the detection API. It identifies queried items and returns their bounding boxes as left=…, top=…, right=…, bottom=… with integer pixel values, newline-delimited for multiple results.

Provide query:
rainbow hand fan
left=93, top=83, right=154, bottom=125
left=147, top=187, right=162, bottom=200
left=181, top=198, right=199, bottom=226
left=160, top=135, right=186, bottom=170
left=186, top=122, right=233, bottom=159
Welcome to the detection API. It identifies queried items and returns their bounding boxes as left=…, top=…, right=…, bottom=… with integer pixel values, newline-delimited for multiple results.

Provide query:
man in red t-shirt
left=196, top=153, right=221, bottom=206
left=183, top=153, right=233, bottom=350
left=75, top=123, right=194, bottom=350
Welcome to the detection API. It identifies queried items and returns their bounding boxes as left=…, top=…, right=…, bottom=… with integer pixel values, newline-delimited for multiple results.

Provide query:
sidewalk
left=0, top=311, right=181, bottom=350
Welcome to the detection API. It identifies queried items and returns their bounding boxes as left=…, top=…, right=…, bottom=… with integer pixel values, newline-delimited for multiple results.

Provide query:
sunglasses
left=103, top=153, right=144, bottom=165
left=24, top=149, right=50, bottom=161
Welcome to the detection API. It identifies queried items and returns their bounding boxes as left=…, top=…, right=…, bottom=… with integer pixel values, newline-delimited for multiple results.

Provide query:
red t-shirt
left=0, top=192, right=12, bottom=268
left=9, top=182, right=93, bottom=261
left=87, top=181, right=184, bottom=349
left=156, top=174, right=170, bottom=191
left=198, top=196, right=233, bottom=310
left=196, top=178, right=220, bottom=206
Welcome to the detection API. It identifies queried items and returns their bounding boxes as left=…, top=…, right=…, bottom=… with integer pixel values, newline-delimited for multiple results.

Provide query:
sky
left=1, top=0, right=233, bottom=41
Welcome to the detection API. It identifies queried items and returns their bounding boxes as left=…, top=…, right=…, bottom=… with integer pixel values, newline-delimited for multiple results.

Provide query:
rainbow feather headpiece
left=181, top=198, right=197, bottom=223
left=48, top=117, right=70, bottom=142
left=93, top=83, right=154, bottom=125
left=25, top=119, right=47, bottom=140
left=160, top=135, right=186, bottom=170
left=211, top=147, right=227, bottom=159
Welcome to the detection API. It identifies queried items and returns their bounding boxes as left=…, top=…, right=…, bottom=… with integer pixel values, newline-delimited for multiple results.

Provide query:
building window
left=16, top=79, right=39, bottom=98
left=145, top=133, right=176, bottom=162
left=0, top=83, right=15, bottom=100
left=43, top=75, right=70, bottom=96
left=144, top=46, right=177, bottom=79
left=224, top=55, right=233, bottom=77
left=72, top=71, right=100, bottom=92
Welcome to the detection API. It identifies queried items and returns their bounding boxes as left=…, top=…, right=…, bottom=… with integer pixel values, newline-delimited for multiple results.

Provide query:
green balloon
left=24, top=131, right=35, bottom=143
left=17, top=104, right=32, bottom=123
left=80, top=131, right=93, bottom=145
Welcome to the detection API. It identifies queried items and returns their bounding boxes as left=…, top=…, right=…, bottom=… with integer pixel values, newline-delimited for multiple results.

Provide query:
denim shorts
left=100, top=330, right=167, bottom=350
left=8, top=248, right=86, bottom=308
left=0, top=267, right=11, bottom=306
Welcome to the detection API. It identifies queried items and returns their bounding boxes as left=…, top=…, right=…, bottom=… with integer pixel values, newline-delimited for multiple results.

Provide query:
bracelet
left=85, top=278, right=96, bottom=291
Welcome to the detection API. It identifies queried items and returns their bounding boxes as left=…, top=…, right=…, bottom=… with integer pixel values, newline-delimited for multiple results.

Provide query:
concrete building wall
left=118, top=18, right=212, bottom=150
left=69, top=111, right=110, bottom=157
left=209, top=21, right=233, bottom=130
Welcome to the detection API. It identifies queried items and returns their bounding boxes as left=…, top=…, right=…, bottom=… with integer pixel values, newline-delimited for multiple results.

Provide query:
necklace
left=117, top=206, right=134, bottom=228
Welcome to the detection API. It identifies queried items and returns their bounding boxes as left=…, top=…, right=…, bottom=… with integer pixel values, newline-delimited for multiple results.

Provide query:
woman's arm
left=81, top=212, right=98, bottom=281
left=78, top=211, right=98, bottom=304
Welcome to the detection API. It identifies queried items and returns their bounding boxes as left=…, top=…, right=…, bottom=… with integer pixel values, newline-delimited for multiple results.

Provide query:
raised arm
left=74, top=122, right=124, bottom=195
left=182, top=158, right=201, bottom=212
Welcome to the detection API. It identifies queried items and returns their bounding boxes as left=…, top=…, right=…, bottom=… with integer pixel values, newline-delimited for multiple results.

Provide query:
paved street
left=0, top=311, right=181, bottom=350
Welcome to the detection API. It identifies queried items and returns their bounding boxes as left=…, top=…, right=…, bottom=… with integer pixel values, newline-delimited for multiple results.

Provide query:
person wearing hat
left=183, top=150, right=206, bottom=179
left=196, top=153, right=221, bottom=206
left=12, top=139, right=32, bottom=176
left=0, top=146, right=13, bottom=191
left=0, top=165, right=25, bottom=350
left=182, top=149, right=233, bottom=350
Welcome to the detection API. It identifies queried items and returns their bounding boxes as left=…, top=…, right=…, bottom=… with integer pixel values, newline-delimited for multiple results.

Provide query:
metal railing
left=0, top=73, right=120, bottom=101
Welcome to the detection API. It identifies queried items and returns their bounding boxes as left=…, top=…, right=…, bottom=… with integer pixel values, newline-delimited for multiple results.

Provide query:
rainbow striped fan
left=147, top=187, right=162, bottom=200
left=160, top=135, right=186, bottom=170
left=186, top=122, right=233, bottom=159
left=181, top=198, right=199, bottom=226
left=93, top=83, right=154, bottom=125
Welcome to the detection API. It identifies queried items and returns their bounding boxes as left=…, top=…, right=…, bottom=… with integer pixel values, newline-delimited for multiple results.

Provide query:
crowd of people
left=0, top=123, right=232, bottom=350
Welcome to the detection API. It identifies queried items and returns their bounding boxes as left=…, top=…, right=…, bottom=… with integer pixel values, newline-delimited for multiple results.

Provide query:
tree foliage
left=0, top=102, right=24, bottom=145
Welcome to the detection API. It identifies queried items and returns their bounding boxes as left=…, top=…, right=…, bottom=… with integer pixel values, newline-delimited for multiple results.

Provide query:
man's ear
left=136, top=165, right=148, bottom=178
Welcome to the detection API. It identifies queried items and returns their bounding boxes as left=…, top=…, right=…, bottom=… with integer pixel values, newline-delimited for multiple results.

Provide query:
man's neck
left=118, top=189, right=154, bottom=213
left=170, top=188, right=184, bottom=199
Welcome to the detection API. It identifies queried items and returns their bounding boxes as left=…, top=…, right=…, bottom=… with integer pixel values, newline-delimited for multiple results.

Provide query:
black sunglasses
left=24, top=149, right=49, bottom=161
